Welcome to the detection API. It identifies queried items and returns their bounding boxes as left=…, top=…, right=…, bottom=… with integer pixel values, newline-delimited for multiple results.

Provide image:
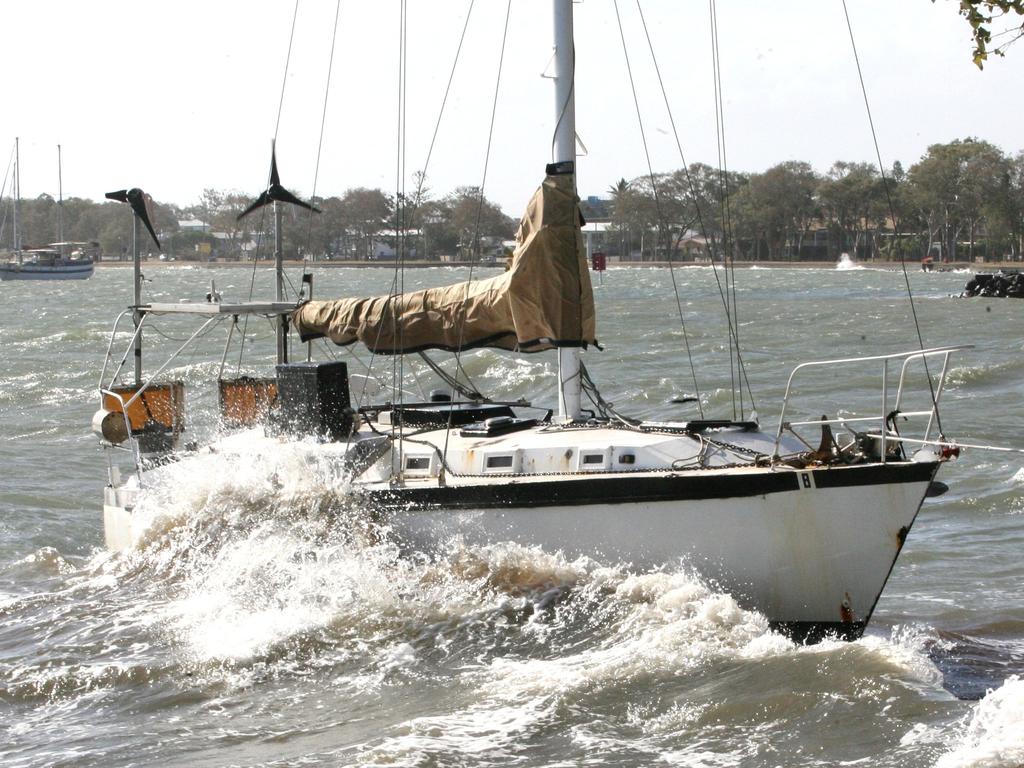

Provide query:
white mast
left=57, top=144, right=64, bottom=252
left=13, top=138, right=20, bottom=255
left=553, top=0, right=582, bottom=422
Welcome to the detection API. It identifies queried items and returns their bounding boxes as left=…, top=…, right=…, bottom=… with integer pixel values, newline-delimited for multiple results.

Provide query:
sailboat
left=1, top=141, right=95, bottom=281
left=93, top=1, right=967, bottom=643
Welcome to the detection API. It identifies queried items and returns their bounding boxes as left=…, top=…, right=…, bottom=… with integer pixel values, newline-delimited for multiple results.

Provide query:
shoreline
left=91, top=259, right=1017, bottom=271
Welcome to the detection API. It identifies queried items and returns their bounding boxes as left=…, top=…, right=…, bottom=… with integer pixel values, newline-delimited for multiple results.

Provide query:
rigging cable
left=410, top=0, right=476, bottom=210
left=0, top=142, right=14, bottom=242
left=238, top=0, right=301, bottom=371
left=441, top=0, right=514, bottom=477
left=357, top=1, right=478, bottom=413
left=709, top=0, right=741, bottom=419
left=391, top=0, right=410, bottom=473
left=841, top=0, right=944, bottom=435
left=299, top=0, right=343, bottom=278
left=615, top=0, right=709, bottom=419
left=633, top=0, right=757, bottom=419
left=274, top=1, right=301, bottom=142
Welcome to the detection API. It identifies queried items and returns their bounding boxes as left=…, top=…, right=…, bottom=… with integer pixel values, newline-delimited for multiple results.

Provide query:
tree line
left=2, top=181, right=515, bottom=263
left=3, top=138, right=1022, bottom=264
left=597, top=138, right=1024, bottom=263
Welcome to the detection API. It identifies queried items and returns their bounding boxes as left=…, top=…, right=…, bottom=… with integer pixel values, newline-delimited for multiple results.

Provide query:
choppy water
left=2, top=263, right=1023, bottom=767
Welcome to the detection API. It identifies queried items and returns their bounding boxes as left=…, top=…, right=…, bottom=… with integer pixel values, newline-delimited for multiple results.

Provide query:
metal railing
left=773, top=345, right=971, bottom=462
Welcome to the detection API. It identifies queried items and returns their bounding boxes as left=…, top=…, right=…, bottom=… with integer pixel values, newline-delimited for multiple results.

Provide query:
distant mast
left=13, top=138, right=20, bottom=254
left=553, top=0, right=582, bottom=422
left=57, top=144, right=64, bottom=253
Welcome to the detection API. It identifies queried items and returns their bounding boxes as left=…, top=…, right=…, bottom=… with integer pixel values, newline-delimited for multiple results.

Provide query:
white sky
left=3, top=1, right=1022, bottom=215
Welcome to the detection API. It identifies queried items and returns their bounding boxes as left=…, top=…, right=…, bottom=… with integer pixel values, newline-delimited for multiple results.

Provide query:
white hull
left=1, top=262, right=94, bottom=280
left=383, top=463, right=935, bottom=636
left=101, top=424, right=938, bottom=640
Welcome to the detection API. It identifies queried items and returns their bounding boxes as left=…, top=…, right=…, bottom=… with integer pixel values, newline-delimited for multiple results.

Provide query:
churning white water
left=2, top=265, right=1023, bottom=766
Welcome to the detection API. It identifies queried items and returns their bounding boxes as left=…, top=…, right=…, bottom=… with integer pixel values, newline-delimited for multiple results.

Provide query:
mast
left=133, top=215, right=142, bottom=385
left=104, top=187, right=161, bottom=385
left=235, top=139, right=318, bottom=366
left=553, top=0, right=582, bottom=422
left=274, top=197, right=287, bottom=364
left=13, top=138, right=19, bottom=255
left=57, top=144, right=64, bottom=252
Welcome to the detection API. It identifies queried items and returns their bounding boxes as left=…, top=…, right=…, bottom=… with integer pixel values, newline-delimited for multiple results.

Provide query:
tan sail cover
left=293, top=170, right=596, bottom=354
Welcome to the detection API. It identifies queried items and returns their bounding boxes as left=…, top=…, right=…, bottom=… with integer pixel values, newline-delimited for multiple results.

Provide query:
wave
left=945, top=360, right=1024, bottom=388
left=5, top=431, right=987, bottom=765
left=936, top=675, right=1024, bottom=767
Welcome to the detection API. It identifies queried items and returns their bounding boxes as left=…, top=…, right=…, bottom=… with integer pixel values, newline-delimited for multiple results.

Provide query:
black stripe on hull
left=368, top=461, right=940, bottom=510
left=771, top=620, right=866, bottom=644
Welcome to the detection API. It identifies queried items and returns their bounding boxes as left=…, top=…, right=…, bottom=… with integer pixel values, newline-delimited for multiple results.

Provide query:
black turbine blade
left=269, top=183, right=321, bottom=213
left=237, top=191, right=273, bottom=220
left=107, top=188, right=160, bottom=249
left=125, top=188, right=161, bottom=250
left=269, top=147, right=281, bottom=187
left=238, top=145, right=321, bottom=219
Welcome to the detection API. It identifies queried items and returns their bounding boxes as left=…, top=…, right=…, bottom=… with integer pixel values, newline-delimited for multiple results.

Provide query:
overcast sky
left=3, top=1, right=1022, bottom=215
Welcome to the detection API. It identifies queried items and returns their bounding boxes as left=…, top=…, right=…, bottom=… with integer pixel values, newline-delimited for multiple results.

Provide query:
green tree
left=428, top=187, right=513, bottom=260
left=907, top=138, right=1011, bottom=260
left=605, top=178, right=634, bottom=259
left=817, top=161, right=889, bottom=259
left=732, top=161, right=819, bottom=260
left=610, top=176, right=660, bottom=260
left=342, top=188, right=392, bottom=259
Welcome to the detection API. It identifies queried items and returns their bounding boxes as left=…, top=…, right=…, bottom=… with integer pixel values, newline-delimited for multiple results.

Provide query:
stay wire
left=709, top=0, right=738, bottom=419
left=469, top=0, right=512, bottom=270
left=612, top=2, right=678, bottom=377
left=631, top=0, right=712, bottom=419
left=636, top=0, right=756, bottom=418
left=274, top=0, right=301, bottom=143
left=706, top=1, right=734, bottom=416
left=360, top=0, right=477, bottom=414
left=300, top=0, right=343, bottom=276
left=392, top=0, right=409, bottom=469
left=442, top=0, right=513, bottom=475
left=550, top=10, right=574, bottom=165
left=411, top=0, right=476, bottom=212
left=0, top=143, right=13, bottom=243
left=239, top=0, right=300, bottom=371
left=841, top=0, right=943, bottom=435
left=449, top=0, right=512, bottom=366
left=237, top=207, right=271, bottom=374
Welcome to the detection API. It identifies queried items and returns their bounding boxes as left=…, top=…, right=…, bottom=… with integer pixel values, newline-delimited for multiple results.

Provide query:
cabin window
left=618, top=453, right=636, bottom=465
left=485, top=455, right=514, bottom=470
left=405, top=456, right=431, bottom=471
left=578, top=450, right=610, bottom=471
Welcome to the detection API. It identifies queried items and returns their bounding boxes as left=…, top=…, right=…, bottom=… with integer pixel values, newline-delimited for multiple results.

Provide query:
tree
left=608, top=176, right=660, bottom=260
left=732, top=162, right=819, bottom=260
left=817, top=162, right=888, bottom=259
left=907, top=138, right=1011, bottom=260
left=605, top=178, right=635, bottom=259
left=942, top=0, right=1024, bottom=67
left=337, top=188, right=392, bottom=259
left=426, top=187, right=513, bottom=260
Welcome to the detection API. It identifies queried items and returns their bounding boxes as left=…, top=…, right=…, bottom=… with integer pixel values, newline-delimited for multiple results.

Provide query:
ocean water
left=1, top=263, right=1023, bottom=767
